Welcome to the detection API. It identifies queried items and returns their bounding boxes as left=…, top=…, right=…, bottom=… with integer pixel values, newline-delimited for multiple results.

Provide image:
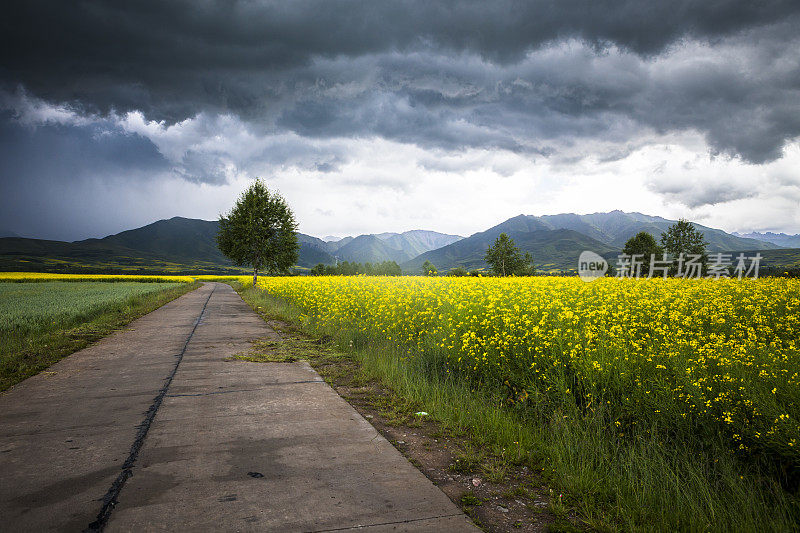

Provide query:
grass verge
left=0, top=281, right=201, bottom=391
left=235, top=282, right=800, bottom=532
left=235, top=283, right=584, bottom=532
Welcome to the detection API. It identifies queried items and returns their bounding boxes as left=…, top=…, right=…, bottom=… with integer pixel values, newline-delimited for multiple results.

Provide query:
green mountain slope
left=77, top=217, right=227, bottom=263
left=376, top=230, right=463, bottom=258
left=302, top=230, right=463, bottom=264
left=2, top=213, right=791, bottom=275
left=402, top=212, right=781, bottom=273
left=538, top=211, right=777, bottom=251
left=403, top=215, right=617, bottom=272
left=0, top=218, right=335, bottom=272
left=296, top=234, right=337, bottom=264
left=0, top=218, right=460, bottom=272
left=735, top=232, right=800, bottom=248
left=334, top=235, right=409, bottom=263
left=741, top=248, right=800, bottom=271
left=0, top=235, right=231, bottom=274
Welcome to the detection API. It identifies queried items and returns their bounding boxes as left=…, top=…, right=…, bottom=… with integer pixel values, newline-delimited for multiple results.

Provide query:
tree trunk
left=253, top=267, right=258, bottom=286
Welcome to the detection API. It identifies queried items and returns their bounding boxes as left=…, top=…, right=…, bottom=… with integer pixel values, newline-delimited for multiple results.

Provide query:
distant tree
left=308, top=260, right=401, bottom=276
left=516, top=252, right=536, bottom=276
left=217, top=179, right=299, bottom=285
left=660, top=219, right=708, bottom=275
left=338, top=261, right=357, bottom=275
left=485, top=233, right=534, bottom=276
left=422, top=260, right=438, bottom=276
left=447, top=266, right=468, bottom=277
left=623, top=232, right=664, bottom=277
left=376, top=261, right=402, bottom=276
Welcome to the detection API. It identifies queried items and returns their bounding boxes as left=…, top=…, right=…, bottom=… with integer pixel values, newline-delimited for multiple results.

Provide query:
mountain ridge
left=734, top=231, right=800, bottom=248
left=299, top=229, right=463, bottom=264
left=0, top=212, right=794, bottom=274
left=0, top=217, right=464, bottom=272
left=402, top=211, right=779, bottom=273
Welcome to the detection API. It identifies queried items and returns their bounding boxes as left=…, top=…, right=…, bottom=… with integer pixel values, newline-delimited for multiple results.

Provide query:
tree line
left=621, top=219, right=708, bottom=276
left=215, top=180, right=777, bottom=280
left=422, top=232, right=536, bottom=277
left=309, top=261, right=402, bottom=276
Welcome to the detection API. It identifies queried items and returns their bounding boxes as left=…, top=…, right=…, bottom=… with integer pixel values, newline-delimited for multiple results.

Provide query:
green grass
left=0, top=281, right=200, bottom=390
left=0, top=254, right=249, bottom=275
left=236, top=283, right=800, bottom=532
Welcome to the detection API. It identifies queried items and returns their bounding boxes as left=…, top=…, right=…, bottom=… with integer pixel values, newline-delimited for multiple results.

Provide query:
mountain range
left=0, top=211, right=796, bottom=274
left=405, top=211, right=779, bottom=272
left=298, top=230, right=463, bottom=265
left=0, top=218, right=463, bottom=274
left=734, top=231, right=800, bottom=248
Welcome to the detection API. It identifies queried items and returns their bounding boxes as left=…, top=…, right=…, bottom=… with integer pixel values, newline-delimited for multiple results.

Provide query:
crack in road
left=304, top=512, right=468, bottom=532
left=84, top=284, right=216, bottom=533
left=165, top=379, right=324, bottom=397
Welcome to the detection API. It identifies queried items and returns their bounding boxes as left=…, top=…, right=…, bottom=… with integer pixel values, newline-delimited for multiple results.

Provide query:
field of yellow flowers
left=0, top=272, right=198, bottom=283
left=251, top=276, right=800, bottom=475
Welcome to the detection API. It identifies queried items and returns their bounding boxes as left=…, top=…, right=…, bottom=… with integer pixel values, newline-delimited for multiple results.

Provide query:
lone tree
left=422, top=260, right=438, bottom=276
left=660, top=219, right=708, bottom=275
left=485, top=233, right=535, bottom=276
left=623, top=231, right=663, bottom=277
left=217, top=179, right=299, bottom=285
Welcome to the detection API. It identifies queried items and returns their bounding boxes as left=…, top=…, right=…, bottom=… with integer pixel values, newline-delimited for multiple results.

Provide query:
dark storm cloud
left=0, top=114, right=170, bottom=239
left=1, top=0, right=800, bottom=164
left=0, top=111, right=167, bottom=180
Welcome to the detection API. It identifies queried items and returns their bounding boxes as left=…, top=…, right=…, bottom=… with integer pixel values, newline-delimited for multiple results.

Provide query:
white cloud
left=3, top=87, right=799, bottom=239
left=1, top=88, right=94, bottom=127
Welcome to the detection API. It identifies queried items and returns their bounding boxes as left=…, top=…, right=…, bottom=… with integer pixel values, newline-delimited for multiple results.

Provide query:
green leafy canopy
left=484, top=233, right=535, bottom=276
left=217, top=179, right=299, bottom=277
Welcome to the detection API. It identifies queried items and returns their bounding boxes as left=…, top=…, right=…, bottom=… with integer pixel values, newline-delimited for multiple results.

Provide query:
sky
left=1, top=1, right=799, bottom=241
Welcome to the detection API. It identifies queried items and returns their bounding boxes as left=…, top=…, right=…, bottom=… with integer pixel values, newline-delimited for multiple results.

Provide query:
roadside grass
left=234, top=335, right=341, bottom=363
left=0, top=281, right=200, bottom=391
left=236, top=282, right=800, bottom=532
left=236, top=285, right=570, bottom=531
left=236, top=283, right=575, bottom=531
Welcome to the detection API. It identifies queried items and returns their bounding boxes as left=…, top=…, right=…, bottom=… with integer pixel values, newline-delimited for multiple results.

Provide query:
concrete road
left=0, top=283, right=478, bottom=532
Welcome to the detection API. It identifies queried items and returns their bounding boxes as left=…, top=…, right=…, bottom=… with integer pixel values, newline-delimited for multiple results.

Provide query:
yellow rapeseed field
left=0, top=272, right=197, bottom=283
left=251, top=275, right=800, bottom=467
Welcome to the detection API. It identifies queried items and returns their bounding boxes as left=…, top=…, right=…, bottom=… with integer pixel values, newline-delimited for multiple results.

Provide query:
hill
left=78, top=217, right=335, bottom=269
left=0, top=217, right=339, bottom=273
left=403, top=212, right=784, bottom=273
left=2, top=212, right=793, bottom=275
left=734, top=231, right=800, bottom=248
left=334, top=235, right=408, bottom=263
left=77, top=217, right=227, bottom=264
left=403, top=216, right=617, bottom=272
left=743, top=248, right=800, bottom=272
left=536, top=211, right=777, bottom=251
left=298, top=229, right=463, bottom=264
left=0, top=234, right=233, bottom=274
left=0, top=218, right=461, bottom=273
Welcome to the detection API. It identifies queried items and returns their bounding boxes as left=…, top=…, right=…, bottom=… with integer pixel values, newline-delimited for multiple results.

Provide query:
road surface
left=0, top=282, right=478, bottom=532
